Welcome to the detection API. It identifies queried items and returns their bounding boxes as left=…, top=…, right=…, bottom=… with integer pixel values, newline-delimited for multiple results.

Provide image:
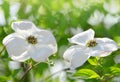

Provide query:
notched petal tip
left=11, top=20, right=36, bottom=32
left=67, top=38, right=72, bottom=43
left=68, top=28, right=95, bottom=45
left=86, top=29, right=95, bottom=37
left=88, top=28, right=94, bottom=33
left=12, top=20, right=34, bottom=27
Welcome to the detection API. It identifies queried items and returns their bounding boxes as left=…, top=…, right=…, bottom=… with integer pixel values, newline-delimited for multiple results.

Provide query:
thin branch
left=40, top=68, right=70, bottom=82
left=101, top=75, right=115, bottom=82
left=104, top=75, right=115, bottom=82
left=0, top=46, right=5, bottom=55
left=19, top=62, right=41, bottom=82
left=19, top=62, right=69, bottom=82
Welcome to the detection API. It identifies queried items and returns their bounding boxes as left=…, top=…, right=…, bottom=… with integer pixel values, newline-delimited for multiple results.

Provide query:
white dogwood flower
left=3, top=21, right=57, bottom=62
left=63, top=29, right=118, bottom=69
left=87, top=10, right=104, bottom=26
left=103, top=14, right=120, bottom=29
left=103, top=0, right=120, bottom=14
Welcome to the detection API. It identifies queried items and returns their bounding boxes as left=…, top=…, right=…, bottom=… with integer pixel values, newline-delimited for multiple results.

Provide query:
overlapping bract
left=63, top=29, right=118, bottom=69
left=3, top=21, right=57, bottom=62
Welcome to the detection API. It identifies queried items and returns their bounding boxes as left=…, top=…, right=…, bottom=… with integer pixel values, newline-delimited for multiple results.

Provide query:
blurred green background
left=0, top=0, right=120, bottom=82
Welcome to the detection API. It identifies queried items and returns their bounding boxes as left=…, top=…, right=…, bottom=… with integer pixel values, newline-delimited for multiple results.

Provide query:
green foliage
left=110, top=67, right=120, bottom=76
left=0, top=0, right=120, bottom=82
left=88, top=57, right=98, bottom=66
left=73, top=69, right=100, bottom=79
left=0, top=76, right=10, bottom=82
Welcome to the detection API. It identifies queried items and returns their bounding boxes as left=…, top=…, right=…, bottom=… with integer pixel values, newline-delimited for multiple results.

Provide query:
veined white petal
left=2, top=33, right=30, bottom=61
left=12, top=21, right=37, bottom=37
left=29, top=45, right=55, bottom=62
left=3, top=33, right=24, bottom=46
left=68, top=29, right=94, bottom=45
left=88, top=45, right=111, bottom=57
left=63, top=45, right=90, bottom=69
left=33, top=29, right=57, bottom=53
left=12, top=21, right=36, bottom=31
left=90, top=38, right=118, bottom=57
left=96, top=38, right=118, bottom=51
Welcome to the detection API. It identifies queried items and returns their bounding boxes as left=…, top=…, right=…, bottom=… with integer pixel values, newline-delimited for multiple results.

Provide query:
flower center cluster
left=26, top=35, right=37, bottom=44
left=86, top=40, right=97, bottom=47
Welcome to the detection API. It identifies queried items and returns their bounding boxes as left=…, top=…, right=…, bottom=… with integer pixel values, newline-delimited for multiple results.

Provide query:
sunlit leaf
left=110, top=67, right=120, bottom=76
left=73, top=69, right=100, bottom=79
left=0, top=76, right=10, bottom=81
left=88, top=57, right=98, bottom=66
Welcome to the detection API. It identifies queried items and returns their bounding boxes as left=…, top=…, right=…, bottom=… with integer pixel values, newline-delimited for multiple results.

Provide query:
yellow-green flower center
left=26, top=35, right=37, bottom=44
left=86, top=40, right=97, bottom=47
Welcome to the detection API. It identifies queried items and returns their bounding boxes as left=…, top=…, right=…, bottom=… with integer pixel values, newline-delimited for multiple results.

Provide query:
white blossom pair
left=3, top=21, right=118, bottom=69
left=3, top=21, right=57, bottom=62
left=63, top=29, right=118, bottom=69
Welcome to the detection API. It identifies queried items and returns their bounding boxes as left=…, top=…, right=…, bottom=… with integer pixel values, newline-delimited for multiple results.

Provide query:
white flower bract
left=103, top=0, right=120, bottom=14
left=103, top=14, right=120, bottom=29
left=63, top=29, right=118, bottom=69
left=87, top=10, right=104, bottom=26
left=3, top=21, right=57, bottom=62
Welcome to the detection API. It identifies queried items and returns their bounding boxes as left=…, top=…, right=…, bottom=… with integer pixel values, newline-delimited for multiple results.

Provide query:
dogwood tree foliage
left=0, top=0, right=120, bottom=82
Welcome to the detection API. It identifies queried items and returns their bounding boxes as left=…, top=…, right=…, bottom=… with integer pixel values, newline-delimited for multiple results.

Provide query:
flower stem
left=0, top=46, right=5, bottom=55
left=40, top=68, right=70, bottom=82
left=19, top=62, right=41, bottom=82
left=101, top=75, right=114, bottom=82
left=19, top=62, right=69, bottom=82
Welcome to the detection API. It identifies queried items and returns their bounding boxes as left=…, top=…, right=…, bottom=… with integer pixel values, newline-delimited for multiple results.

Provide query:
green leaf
left=0, top=76, right=10, bottom=82
left=73, top=69, right=100, bottom=79
left=110, top=67, right=120, bottom=76
left=88, top=57, right=98, bottom=66
left=0, top=27, right=6, bottom=41
left=114, top=36, right=120, bottom=46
